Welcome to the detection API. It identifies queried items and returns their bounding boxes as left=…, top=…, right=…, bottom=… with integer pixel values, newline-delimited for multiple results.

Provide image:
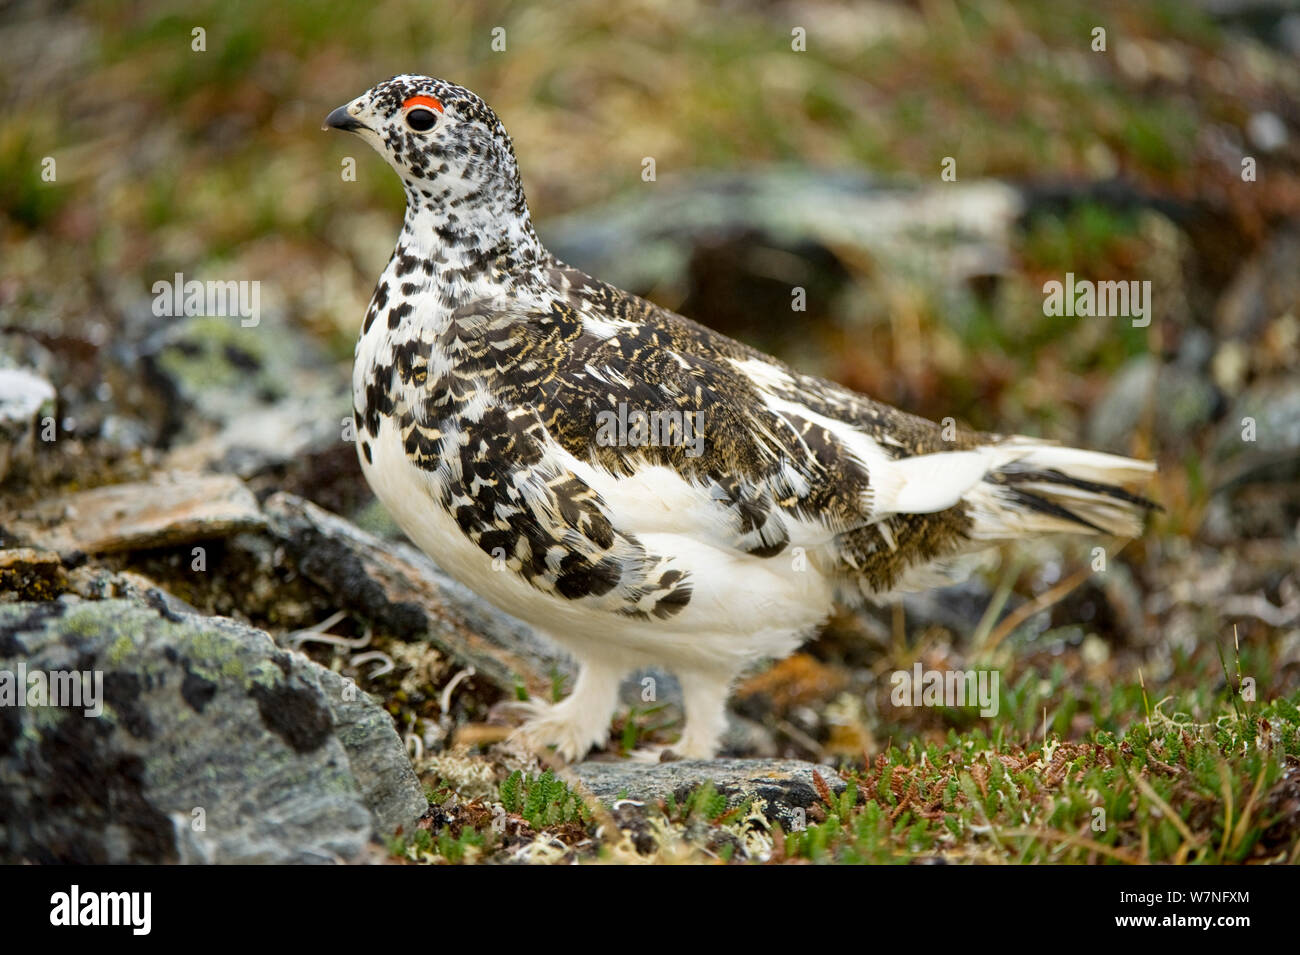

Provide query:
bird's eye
left=405, top=108, right=437, bottom=132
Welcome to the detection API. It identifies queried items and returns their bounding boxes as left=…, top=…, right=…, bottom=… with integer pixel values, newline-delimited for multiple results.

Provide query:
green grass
left=389, top=689, right=1297, bottom=865
left=778, top=696, right=1297, bottom=864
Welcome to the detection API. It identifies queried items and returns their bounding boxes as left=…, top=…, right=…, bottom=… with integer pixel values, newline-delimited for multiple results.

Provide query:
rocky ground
left=2, top=0, right=1299, bottom=863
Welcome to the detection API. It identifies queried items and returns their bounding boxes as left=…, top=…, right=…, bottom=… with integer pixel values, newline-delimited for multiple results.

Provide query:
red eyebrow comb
left=402, top=95, right=444, bottom=112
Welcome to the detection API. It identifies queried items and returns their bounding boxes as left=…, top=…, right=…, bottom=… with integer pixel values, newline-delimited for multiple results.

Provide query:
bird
left=324, top=75, right=1157, bottom=762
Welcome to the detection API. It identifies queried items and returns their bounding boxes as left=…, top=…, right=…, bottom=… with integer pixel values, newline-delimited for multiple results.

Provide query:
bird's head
left=324, top=74, right=532, bottom=230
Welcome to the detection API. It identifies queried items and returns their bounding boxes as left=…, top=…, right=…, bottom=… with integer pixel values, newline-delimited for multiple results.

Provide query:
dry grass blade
left=1130, top=773, right=1199, bottom=862
left=1228, top=763, right=1271, bottom=855
left=1001, top=827, right=1142, bottom=864
left=980, top=564, right=1093, bottom=657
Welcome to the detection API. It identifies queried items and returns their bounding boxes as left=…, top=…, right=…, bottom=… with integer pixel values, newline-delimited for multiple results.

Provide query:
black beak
left=323, top=105, right=367, bottom=133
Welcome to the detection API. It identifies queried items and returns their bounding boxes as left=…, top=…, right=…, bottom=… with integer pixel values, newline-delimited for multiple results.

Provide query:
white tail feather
left=868, top=439, right=1154, bottom=539
left=973, top=441, right=1154, bottom=539
left=1001, top=441, right=1156, bottom=485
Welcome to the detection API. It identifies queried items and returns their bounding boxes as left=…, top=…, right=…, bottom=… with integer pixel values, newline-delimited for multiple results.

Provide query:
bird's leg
left=670, top=668, right=736, bottom=759
left=510, top=657, right=625, bottom=763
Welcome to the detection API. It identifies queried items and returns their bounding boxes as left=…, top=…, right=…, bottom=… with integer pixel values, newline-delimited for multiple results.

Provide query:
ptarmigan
left=324, top=75, right=1156, bottom=762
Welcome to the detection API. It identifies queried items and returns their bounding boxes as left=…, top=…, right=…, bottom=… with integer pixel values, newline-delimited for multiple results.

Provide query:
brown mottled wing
left=443, top=283, right=881, bottom=560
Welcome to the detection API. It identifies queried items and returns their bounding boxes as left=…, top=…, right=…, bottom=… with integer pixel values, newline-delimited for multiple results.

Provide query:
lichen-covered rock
left=133, top=313, right=350, bottom=477
left=0, top=598, right=426, bottom=863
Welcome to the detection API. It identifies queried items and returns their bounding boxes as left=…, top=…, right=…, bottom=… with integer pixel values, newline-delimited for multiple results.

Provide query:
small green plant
left=433, top=828, right=484, bottom=864
left=620, top=706, right=641, bottom=753
left=499, top=770, right=592, bottom=828
left=385, top=826, right=433, bottom=858
left=616, top=704, right=676, bottom=755
left=387, top=823, right=487, bottom=864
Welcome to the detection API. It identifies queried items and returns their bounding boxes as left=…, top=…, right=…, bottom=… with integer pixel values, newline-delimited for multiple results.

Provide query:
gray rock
left=1215, top=226, right=1300, bottom=342
left=164, top=393, right=350, bottom=480
left=132, top=313, right=349, bottom=477
left=1087, top=355, right=1219, bottom=454
left=571, top=758, right=845, bottom=827
left=1216, top=377, right=1300, bottom=462
left=1189, top=0, right=1300, bottom=52
left=63, top=566, right=201, bottom=617
left=0, top=368, right=56, bottom=481
left=1207, top=377, right=1300, bottom=539
left=0, top=598, right=426, bottom=863
left=901, top=575, right=995, bottom=634
left=546, top=170, right=1022, bottom=294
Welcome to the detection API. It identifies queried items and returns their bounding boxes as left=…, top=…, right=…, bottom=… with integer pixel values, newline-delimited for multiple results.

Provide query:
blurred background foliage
left=3, top=0, right=1297, bottom=441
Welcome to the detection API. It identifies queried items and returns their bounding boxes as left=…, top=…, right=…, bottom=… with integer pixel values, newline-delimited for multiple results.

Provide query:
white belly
left=359, top=414, right=834, bottom=672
